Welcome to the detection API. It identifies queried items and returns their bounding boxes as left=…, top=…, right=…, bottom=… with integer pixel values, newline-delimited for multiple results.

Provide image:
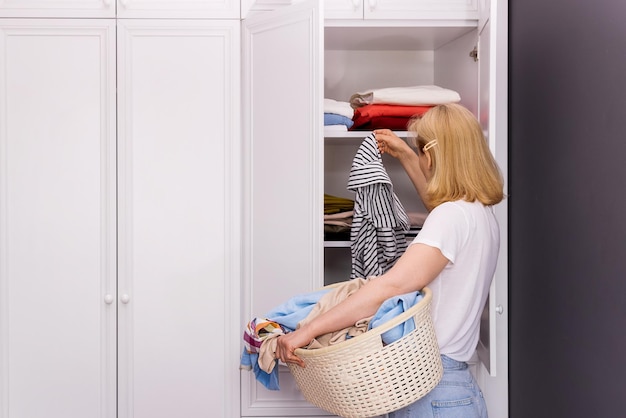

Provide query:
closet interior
left=322, top=24, right=480, bottom=286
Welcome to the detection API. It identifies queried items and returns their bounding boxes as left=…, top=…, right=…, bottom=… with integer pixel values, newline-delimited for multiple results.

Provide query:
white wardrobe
left=0, top=2, right=241, bottom=418
left=241, top=0, right=508, bottom=417
left=1, top=0, right=508, bottom=417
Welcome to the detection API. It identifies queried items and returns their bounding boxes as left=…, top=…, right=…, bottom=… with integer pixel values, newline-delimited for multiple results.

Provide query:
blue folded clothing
left=324, top=113, right=354, bottom=129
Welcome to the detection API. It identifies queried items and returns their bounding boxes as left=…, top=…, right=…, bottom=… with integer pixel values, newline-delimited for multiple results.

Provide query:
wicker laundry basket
left=287, top=286, right=442, bottom=418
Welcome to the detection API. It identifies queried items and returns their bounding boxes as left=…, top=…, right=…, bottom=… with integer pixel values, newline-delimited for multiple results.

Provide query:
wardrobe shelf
left=324, top=130, right=410, bottom=144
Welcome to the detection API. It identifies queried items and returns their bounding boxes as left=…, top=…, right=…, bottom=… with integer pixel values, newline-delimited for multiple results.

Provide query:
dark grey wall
left=509, top=1, right=626, bottom=417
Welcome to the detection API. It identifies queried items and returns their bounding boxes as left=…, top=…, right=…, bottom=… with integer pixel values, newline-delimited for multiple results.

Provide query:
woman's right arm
left=275, top=241, right=449, bottom=367
left=374, top=129, right=431, bottom=211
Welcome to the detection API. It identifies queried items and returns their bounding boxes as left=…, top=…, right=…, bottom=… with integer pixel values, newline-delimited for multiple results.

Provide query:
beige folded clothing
left=257, top=277, right=372, bottom=373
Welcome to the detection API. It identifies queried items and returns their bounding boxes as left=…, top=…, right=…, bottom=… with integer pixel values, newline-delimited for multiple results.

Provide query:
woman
left=276, top=103, right=504, bottom=417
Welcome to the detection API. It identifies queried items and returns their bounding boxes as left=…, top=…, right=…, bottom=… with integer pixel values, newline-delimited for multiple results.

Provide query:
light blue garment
left=388, top=355, right=488, bottom=418
left=368, top=291, right=423, bottom=344
left=265, top=288, right=332, bottom=331
left=240, top=287, right=331, bottom=391
left=240, top=349, right=280, bottom=391
left=324, top=112, right=354, bottom=129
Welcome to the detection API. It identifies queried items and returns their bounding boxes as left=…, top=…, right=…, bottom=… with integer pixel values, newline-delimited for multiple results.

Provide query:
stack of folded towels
left=350, top=85, right=461, bottom=130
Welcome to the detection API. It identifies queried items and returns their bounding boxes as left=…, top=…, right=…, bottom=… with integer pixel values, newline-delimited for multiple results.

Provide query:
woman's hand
left=375, top=128, right=430, bottom=209
left=374, top=129, right=413, bottom=159
left=275, top=329, right=312, bottom=368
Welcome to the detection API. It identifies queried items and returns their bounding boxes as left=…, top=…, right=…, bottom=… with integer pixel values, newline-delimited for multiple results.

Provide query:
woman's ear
left=425, top=150, right=433, bottom=170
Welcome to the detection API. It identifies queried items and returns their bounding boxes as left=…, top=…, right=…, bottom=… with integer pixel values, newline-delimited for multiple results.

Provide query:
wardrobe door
left=116, top=18, right=241, bottom=418
left=0, top=19, right=117, bottom=418
left=0, top=0, right=115, bottom=18
left=324, top=0, right=363, bottom=19
left=478, top=0, right=490, bottom=32
left=241, top=0, right=328, bottom=415
left=473, top=1, right=509, bottom=416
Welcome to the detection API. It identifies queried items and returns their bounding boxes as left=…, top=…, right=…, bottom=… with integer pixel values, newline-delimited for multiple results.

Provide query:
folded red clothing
left=351, top=104, right=433, bottom=130
left=353, top=104, right=433, bottom=119
left=350, top=116, right=413, bottom=131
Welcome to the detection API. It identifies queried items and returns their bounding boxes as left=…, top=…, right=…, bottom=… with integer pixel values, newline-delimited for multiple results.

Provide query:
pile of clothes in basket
left=240, top=276, right=424, bottom=390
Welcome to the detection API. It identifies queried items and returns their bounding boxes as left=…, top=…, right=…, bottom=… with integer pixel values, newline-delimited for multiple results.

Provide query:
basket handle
left=355, top=286, right=432, bottom=339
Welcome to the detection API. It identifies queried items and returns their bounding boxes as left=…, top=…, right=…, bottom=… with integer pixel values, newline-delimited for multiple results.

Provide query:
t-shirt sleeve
left=410, top=202, right=470, bottom=263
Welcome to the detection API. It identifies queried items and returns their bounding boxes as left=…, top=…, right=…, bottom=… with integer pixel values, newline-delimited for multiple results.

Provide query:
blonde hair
left=408, top=103, right=504, bottom=208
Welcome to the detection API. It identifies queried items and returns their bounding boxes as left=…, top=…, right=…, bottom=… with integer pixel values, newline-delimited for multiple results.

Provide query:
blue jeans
left=388, top=355, right=488, bottom=418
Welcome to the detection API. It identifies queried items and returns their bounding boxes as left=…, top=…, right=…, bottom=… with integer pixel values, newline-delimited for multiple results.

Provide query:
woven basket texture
left=287, top=286, right=442, bottom=418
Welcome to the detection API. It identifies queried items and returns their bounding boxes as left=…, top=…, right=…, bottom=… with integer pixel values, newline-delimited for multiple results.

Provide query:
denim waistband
left=441, top=355, right=468, bottom=371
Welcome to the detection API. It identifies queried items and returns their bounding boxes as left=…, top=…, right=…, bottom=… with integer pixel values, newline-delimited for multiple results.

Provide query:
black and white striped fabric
left=347, top=134, right=410, bottom=279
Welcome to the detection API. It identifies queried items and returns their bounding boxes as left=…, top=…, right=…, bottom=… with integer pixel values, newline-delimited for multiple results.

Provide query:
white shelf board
left=324, top=24, right=477, bottom=51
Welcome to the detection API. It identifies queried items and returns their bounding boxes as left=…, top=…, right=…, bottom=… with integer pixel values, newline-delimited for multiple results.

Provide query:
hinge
left=469, top=46, right=478, bottom=62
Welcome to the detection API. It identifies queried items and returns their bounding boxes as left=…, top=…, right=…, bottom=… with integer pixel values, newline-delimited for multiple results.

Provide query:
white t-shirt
left=411, top=200, right=500, bottom=362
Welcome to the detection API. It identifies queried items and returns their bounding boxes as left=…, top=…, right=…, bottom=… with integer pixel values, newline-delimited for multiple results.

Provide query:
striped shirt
left=347, top=134, right=410, bottom=279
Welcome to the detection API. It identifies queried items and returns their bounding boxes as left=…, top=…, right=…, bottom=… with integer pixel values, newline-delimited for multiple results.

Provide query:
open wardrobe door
left=475, top=0, right=509, bottom=416
left=241, top=1, right=329, bottom=416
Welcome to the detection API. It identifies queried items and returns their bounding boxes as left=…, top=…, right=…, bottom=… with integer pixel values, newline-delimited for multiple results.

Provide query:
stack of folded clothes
left=324, top=194, right=354, bottom=241
left=349, top=85, right=461, bottom=130
left=324, top=98, right=355, bottom=131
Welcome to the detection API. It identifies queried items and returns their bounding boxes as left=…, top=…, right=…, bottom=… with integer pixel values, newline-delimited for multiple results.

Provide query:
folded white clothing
left=324, top=98, right=355, bottom=118
left=350, top=85, right=461, bottom=108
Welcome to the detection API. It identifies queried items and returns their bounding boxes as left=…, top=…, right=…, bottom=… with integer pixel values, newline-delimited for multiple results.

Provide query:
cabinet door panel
left=117, top=19, right=240, bottom=418
left=241, top=0, right=328, bottom=415
left=0, top=0, right=115, bottom=18
left=0, top=19, right=116, bottom=418
left=242, top=0, right=323, bottom=327
left=478, top=0, right=490, bottom=31
left=324, top=0, right=362, bottom=19
left=116, top=0, right=239, bottom=19
left=474, top=1, right=508, bottom=416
